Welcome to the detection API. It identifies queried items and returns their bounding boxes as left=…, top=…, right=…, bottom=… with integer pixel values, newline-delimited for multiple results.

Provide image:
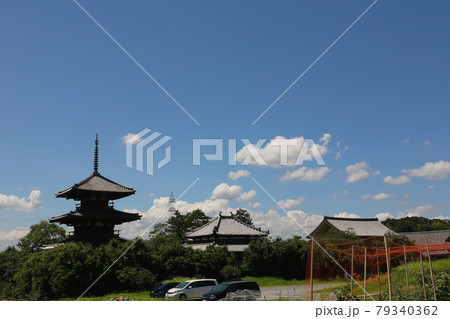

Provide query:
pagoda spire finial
left=94, top=134, right=99, bottom=175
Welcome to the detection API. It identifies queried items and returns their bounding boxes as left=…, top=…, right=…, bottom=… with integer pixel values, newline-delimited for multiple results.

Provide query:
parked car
left=165, top=279, right=218, bottom=300
left=150, top=282, right=180, bottom=298
left=202, top=281, right=261, bottom=301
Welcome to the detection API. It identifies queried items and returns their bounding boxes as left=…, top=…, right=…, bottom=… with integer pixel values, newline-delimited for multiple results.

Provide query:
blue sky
left=1, top=0, right=449, bottom=249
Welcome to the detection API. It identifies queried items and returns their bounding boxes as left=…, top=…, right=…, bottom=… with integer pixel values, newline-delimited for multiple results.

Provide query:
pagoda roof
left=310, top=216, right=393, bottom=238
left=56, top=173, right=135, bottom=200
left=186, top=213, right=269, bottom=238
left=50, top=207, right=141, bottom=225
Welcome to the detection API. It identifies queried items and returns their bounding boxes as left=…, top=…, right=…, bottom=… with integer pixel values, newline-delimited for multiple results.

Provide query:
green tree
left=233, top=208, right=253, bottom=226
left=17, top=221, right=66, bottom=253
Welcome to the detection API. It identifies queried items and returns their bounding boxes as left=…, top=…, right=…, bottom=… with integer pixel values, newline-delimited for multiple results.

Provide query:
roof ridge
left=227, top=214, right=269, bottom=234
left=185, top=216, right=219, bottom=236
left=325, top=216, right=379, bottom=221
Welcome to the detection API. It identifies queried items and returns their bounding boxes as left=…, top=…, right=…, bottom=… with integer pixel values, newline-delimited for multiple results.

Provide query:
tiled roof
left=56, top=173, right=135, bottom=200
left=186, top=213, right=269, bottom=238
left=400, top=229, right=450, bottom=246
left=50, top=208, right=141, bottom=225
left=311, top=216, right=393, bottom=237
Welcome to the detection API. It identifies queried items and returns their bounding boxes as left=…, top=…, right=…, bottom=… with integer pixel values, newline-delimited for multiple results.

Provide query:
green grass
left=319, top=258, right=450, bottom=300
left=61, top=291, right=165, bottom=301
left=59, top=276, right=344, bottom=300
left=242, top=276, right=343, bottom=288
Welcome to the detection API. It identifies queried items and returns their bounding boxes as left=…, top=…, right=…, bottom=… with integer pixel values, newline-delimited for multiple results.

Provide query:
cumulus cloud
left=404, top=204, right=438, bottom=217
left=375, top=212, right=394, bottom=221
left=211, top=183, right=243, bottom=200
left=0, top=226, right=30, bottom=251
left=228, top=170, right=250, bottom=180
left=361, top=193, right=394, bottom=201
left=277, top=197, right=305, bottom=209
left=0, top=190, right=42, bottom=212
left=345, top=162, right=370, bottom=183
left=235, top=134, right=330, bottom=167
left=383, top=175, right=411, bottom=185
left=236, top=190, right=257, bottom=202
left=402, top=161, right=450, bottom=181
left=252, top=209, right=324, bottom=238
left=210, top=183, right=256, bottom=202
left=280, top=167, right=331, bottom=183
left=334, top=212, right=361, bottom=218
left=250, top=202, right=262, bottom=208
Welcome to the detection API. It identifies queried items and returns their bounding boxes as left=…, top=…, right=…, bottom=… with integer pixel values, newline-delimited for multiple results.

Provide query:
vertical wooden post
left=350, top=245, right=354, bottom=297
left=376, top=248, right=382, bottom=301
left=309, top=239, right=314, bottom=301
left=426, top=239, right=437, bottom=301
left=403, top=245, right=410, bottom=299
left=363, top=247, right=367, bottom=301
left=419, top=247, right=427, bottom=300
left=384, top=236, right=392, bottom=301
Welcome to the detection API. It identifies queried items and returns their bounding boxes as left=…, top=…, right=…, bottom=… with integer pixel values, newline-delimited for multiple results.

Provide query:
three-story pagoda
left=50, top=135, right=141, bottom=244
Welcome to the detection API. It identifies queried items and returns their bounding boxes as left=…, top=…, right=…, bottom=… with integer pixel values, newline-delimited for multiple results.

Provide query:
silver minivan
left=165, top=279, right=218, bottom=300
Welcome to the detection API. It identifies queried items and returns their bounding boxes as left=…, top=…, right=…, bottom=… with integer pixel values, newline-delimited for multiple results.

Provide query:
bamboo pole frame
left=384, top=236, right=392, bottom=301
left=419, top=247, right=427, bottom=301
left=363, top=247, right=367, bottom=301
left=376, top=248, right=381, bottom=301
left=350, top=245, right=354, bottom=298
left=309, top=238, right=314, bottom=301
left=403, top=244, right=410, bottom=299
left=425, top=239, right=437, bottom=301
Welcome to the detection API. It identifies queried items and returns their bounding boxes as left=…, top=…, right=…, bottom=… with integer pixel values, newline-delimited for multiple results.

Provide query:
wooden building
left=50, top=135, right=141, bottom=245
left=309, top=216, right=393, bottom=238
left=185, top=212, right=269, bottom=252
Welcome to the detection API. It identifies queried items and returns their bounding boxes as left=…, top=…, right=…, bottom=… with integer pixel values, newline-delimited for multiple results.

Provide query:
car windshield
left=176, top=281, right=190, bottom=289
left=211, top=283, right=230, bottom=292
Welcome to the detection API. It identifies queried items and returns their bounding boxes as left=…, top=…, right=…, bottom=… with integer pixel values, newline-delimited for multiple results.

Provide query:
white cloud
left=361, top=193, right=394, bottom=201
left=228, top=170, right=250, bottom=180
left=0, top=190, right=42, bottom=212
left=211, top=183, right=243, bottom=200
left=277, top=197, right=305, bottom=209
left=334, top=212, right=361, bottom=218
left=235, top=134, right=330, bottom=167
left=335, top=152, right=342, bottom=160
left=428, top=185, right=435, bottom=189
left=120, top=196, right=234, bottom=239
left=433, top=215, right=449, bottom=220
left=236, top=190, right=257, bottom=202
left=250, top=202, right=262, bottom=208
left=210, top=183, right=257, bottom=202
left=401, top=138, right=410, bottom=144
left=376, top=212, right=394, bottom=221
left=372, top=171, right=381, bottom=176
left=402, top=161, right=450, bottom=181
left=424, top=141, right=430, bottom=146
left=383, top=175, right=411, bottom=185
left=280, top=167, right=331, bottom=183
left=121, top=133, right=143, bottom=144
left=0, top=226, right=29, bottom=251
left=252, top=209, right=324, bottom=239
left=148, top=193, right=155, bottom=197
left=404, top=204, right=438, bottom=217
left=372, top=193, right=394, bottom=201
left=345, top=162, right=370, bottom=183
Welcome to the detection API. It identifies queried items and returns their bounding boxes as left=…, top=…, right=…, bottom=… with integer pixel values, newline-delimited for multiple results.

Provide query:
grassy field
left=318, top=258, right=450, bottom=300
left=62, top=277, right=343, bottom=301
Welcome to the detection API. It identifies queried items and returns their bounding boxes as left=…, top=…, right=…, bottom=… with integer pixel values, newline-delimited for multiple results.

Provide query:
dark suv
left=202, top=281, right=261, bottom=301
left=150, top=282, right=180, bottom=298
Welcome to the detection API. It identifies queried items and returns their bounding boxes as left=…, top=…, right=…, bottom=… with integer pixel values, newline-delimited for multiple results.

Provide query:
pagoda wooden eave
left=56, top=173, right=135, bottom=200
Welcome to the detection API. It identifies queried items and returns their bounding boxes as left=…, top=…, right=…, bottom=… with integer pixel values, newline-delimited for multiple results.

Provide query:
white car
left=165, top=279, right=218, bottom=300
